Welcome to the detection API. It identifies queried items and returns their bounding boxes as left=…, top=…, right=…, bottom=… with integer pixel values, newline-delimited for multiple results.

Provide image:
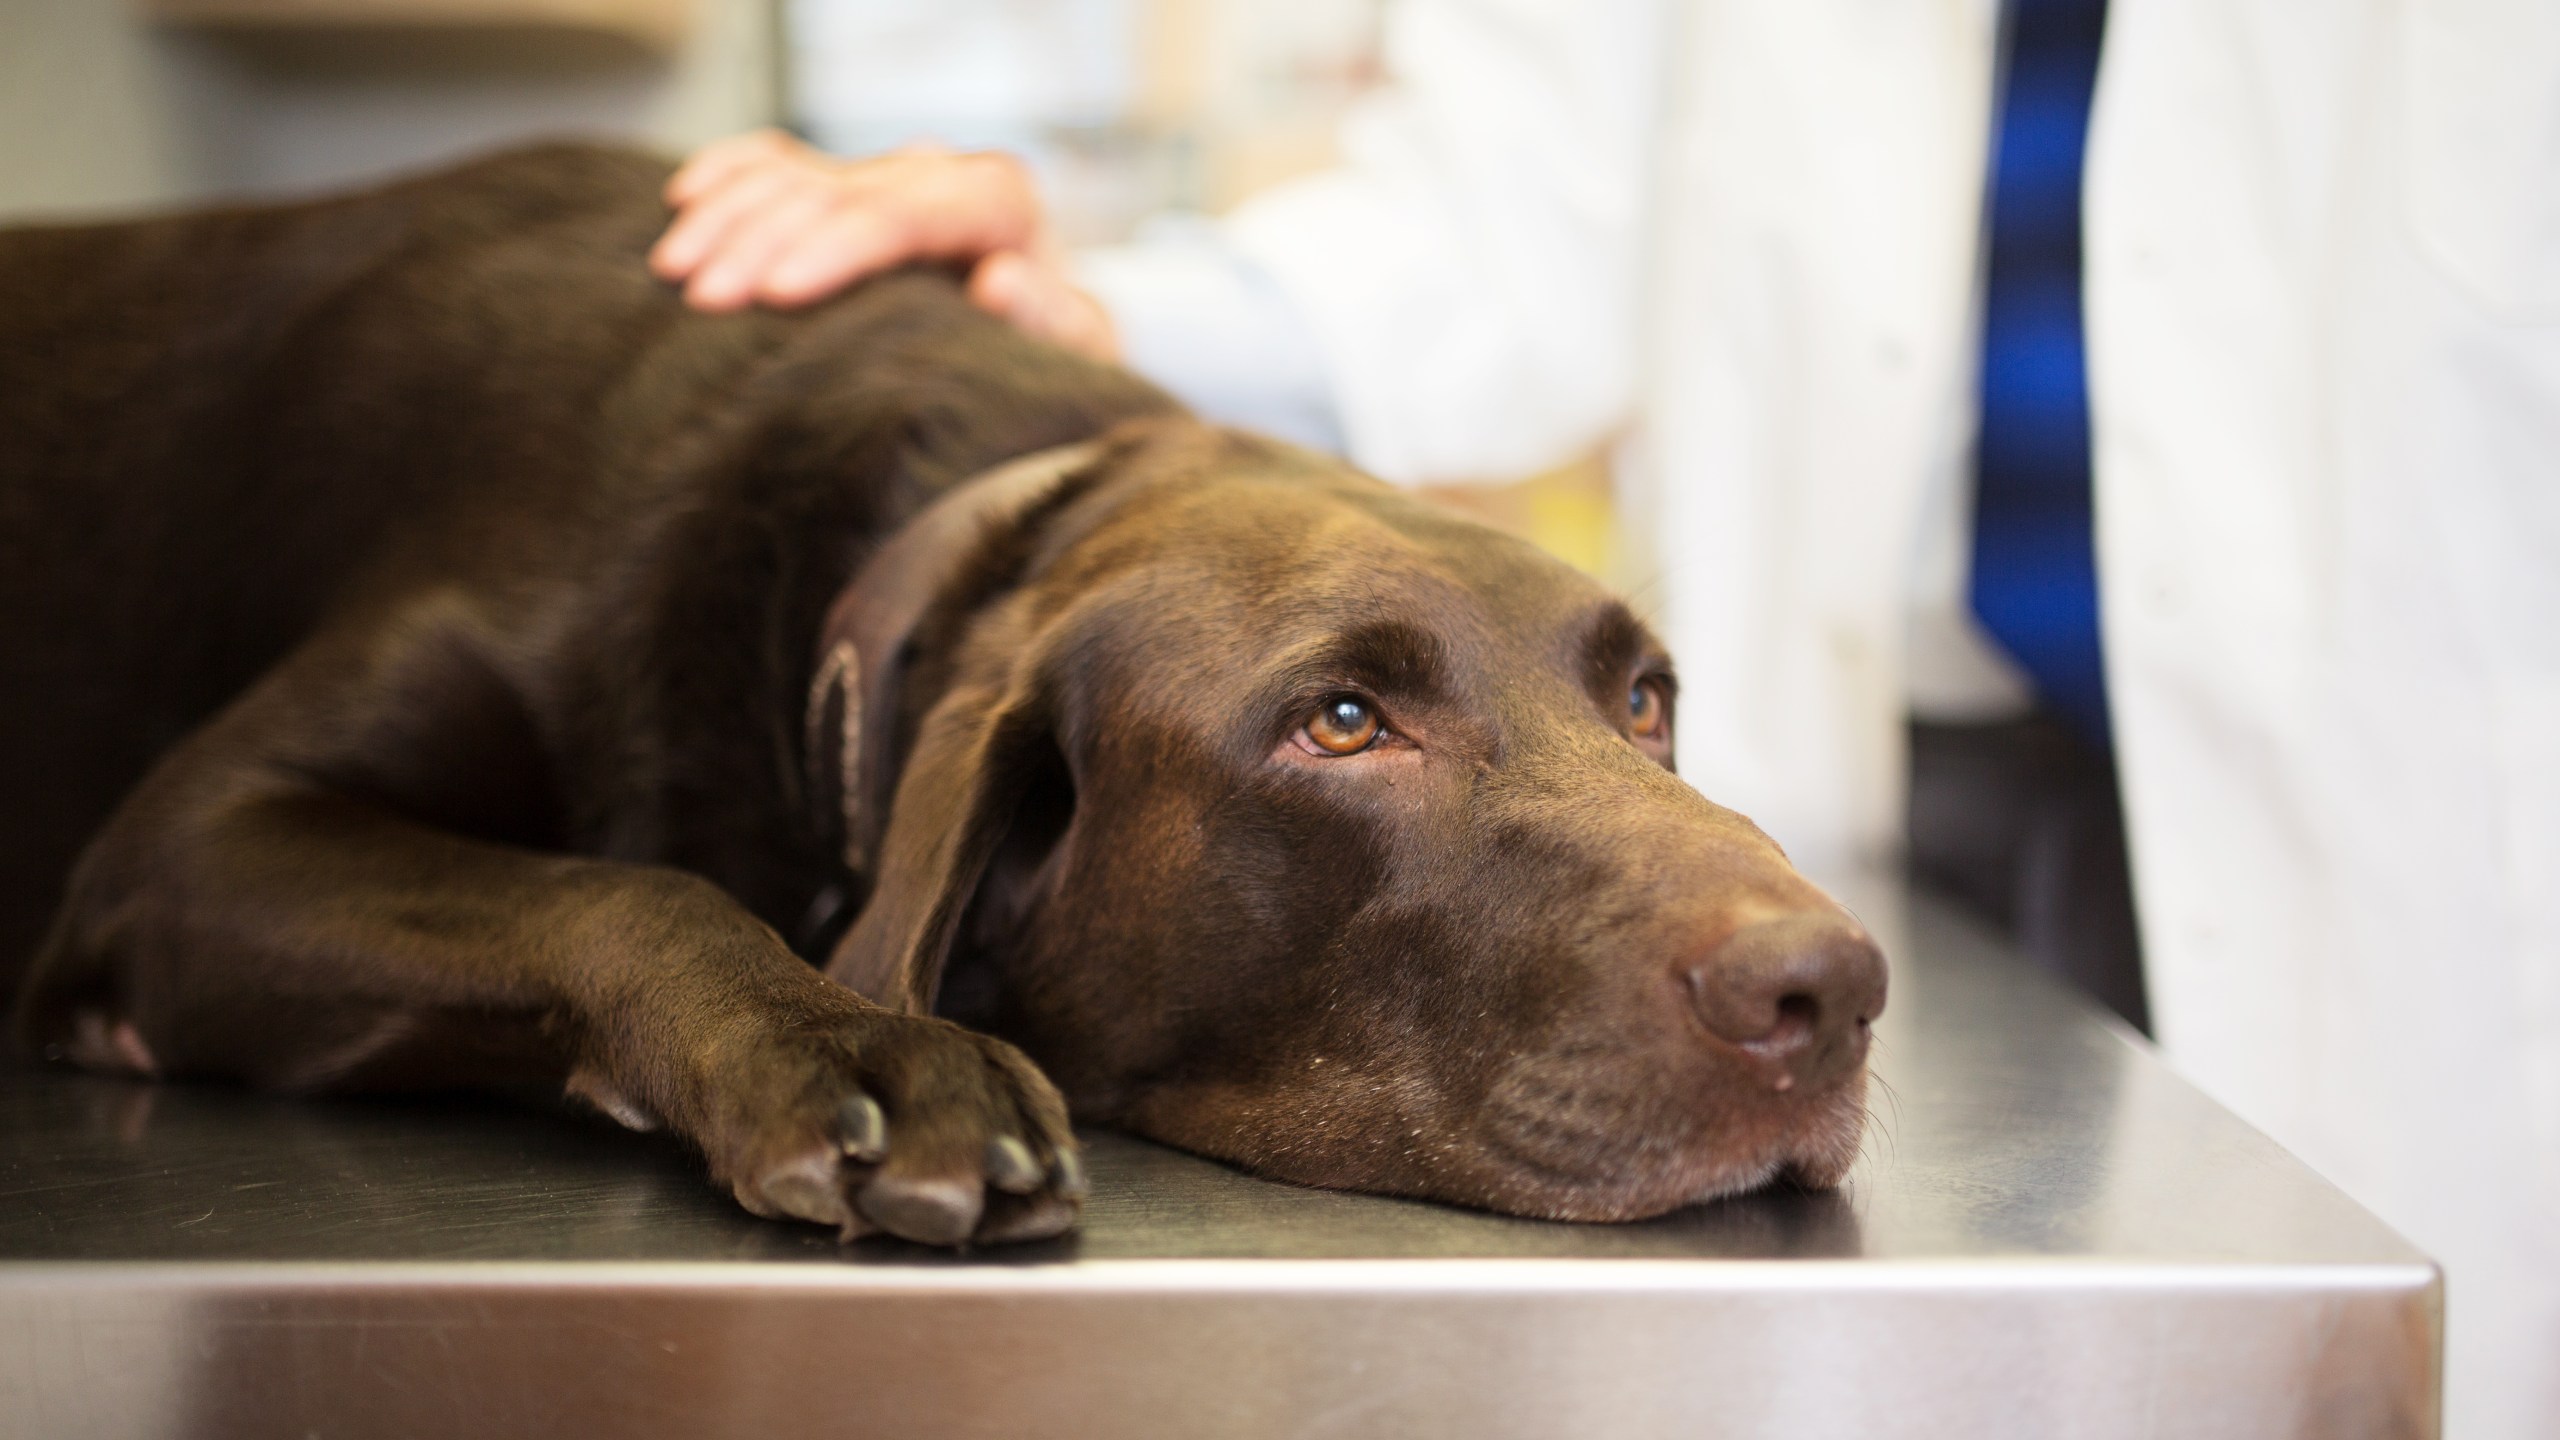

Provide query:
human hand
left=650, top=129, right=1118, bottom=362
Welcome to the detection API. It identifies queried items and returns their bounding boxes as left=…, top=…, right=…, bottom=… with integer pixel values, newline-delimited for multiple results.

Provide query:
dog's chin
left=1122, top=1062, right=1874, bottom=1226
left=1465, top=1066, right=1875, bottom=1225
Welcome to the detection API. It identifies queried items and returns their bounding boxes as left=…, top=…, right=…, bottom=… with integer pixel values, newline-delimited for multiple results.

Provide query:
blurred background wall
left=0, top=0, right=776, bottom=222
left=0, top=0, right=1377, bottom=235
left=788, top=0, right=1383, bottom=245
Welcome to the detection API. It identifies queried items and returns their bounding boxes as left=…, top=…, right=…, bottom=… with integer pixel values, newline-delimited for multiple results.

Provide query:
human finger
left=756, top=201, right=915, bottom=307
left=650, top=161, right=812, bottom=284
left=751, top=149, right=1043, bottom=306
left=969, top=251, right=1120, bottom=363
left=685, top=183, right=848, bottom=312
left=664, top=127, right=802, bottom=207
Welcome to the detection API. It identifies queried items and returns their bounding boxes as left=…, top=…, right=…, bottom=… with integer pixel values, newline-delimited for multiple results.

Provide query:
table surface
left=0, top=883, right=2441, bottom=1440
left=0, top=884, right=2422, bottom=1271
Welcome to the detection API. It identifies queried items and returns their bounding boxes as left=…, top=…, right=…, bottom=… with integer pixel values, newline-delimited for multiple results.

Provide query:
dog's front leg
left=14, top=689, right=1081, bottom=1247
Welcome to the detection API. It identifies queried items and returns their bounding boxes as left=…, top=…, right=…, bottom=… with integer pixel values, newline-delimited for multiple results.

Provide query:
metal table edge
left=0, top=1254, right=2446, bottom=1297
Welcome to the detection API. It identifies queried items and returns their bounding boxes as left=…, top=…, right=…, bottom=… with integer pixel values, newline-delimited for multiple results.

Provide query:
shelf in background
left=143, top=0, right=691, bottom=52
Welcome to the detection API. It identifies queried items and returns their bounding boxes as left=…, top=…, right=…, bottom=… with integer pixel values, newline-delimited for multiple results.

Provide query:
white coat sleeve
left=1085, top=0, right=1672, bottom=485
left=1075, top=218, right=1347, bottom=454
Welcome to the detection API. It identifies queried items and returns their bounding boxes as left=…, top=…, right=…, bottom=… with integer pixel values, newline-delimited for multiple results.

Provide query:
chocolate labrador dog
left=0, top=144, right=1884, bottom=1246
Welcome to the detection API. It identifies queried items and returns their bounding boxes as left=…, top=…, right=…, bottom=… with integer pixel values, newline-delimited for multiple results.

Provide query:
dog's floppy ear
left=815, top=440, right=1106, bottom=1013
left=826, top=664, right=1055, bottom=1011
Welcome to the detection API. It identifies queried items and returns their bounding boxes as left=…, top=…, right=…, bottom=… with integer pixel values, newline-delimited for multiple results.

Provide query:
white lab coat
left=1079, top=3, right=2559, bottom=1432
left=2089, top=3, right=2560, bottom=1435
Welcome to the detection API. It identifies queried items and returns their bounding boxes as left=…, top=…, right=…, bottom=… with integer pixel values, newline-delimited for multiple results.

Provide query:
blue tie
left=1971, top=0, right=2111, bottom=748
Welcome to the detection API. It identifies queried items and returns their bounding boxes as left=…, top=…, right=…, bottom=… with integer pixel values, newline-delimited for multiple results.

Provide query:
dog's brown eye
left=1629, top=678, right=1668, bottom=739
left=1305, top=696, right=1382, bottom=755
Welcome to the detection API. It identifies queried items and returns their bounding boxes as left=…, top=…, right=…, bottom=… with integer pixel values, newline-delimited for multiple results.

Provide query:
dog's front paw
left=686, top=1006, right=1085, bottom=1247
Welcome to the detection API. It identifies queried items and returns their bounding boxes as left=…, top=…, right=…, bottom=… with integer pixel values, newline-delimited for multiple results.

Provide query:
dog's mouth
left=1463, top=1050, right=1875, bottom=1223
left=1113, top=1042, right=1875, bottom=1226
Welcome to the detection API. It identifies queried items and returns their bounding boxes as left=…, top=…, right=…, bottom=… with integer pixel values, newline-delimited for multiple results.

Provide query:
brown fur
left=0, top=144, right=1883, bottom=1246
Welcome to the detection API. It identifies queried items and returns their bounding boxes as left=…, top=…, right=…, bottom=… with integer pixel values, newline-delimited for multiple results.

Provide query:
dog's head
left=822, top=418, right=1882, bottom=1221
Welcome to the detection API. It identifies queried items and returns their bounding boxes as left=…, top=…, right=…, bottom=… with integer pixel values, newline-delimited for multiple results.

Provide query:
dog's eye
left=1304, top=696, right=1382, bottom=755
left=1629, top=678, right=1668, bottom=739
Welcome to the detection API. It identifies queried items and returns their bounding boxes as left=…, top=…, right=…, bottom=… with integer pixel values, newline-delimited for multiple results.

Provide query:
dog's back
left=0, top=146, right=747, bottom=975
left=0, top=144, right=1177, bottom=987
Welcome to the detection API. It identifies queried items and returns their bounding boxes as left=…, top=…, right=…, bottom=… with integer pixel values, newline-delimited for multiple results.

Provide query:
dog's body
left=2, top=145, right=1884, bottom=1245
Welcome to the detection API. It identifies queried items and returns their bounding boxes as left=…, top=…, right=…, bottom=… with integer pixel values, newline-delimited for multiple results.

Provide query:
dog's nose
left=1683, top=913, right=1887, bottom=1092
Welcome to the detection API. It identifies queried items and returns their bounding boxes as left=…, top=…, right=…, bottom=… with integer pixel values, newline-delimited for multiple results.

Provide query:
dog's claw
left=1052, top=1146, right=1089, bottom=1200
left=837, top=1093, right=888, bottom=1162
left=751, top=1160, right=854, bottom=1229
left=985, top=1135, right=1043, bottom=1193
left=975, top=1191, right=1079, bottom=1245
left=857, top=1176, right=982, bottom=1247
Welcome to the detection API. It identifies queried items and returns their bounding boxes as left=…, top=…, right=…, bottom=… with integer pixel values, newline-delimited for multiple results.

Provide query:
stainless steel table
left=0, top=886, right=2438, bottom=1439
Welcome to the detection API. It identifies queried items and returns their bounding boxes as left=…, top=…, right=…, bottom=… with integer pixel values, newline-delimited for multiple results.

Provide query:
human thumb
left=968, top=251, right=1119, bottom=363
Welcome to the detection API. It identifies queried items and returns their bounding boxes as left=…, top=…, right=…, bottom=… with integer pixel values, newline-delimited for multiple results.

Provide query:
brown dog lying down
left=0, top=144, right=1885, bottom=1247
